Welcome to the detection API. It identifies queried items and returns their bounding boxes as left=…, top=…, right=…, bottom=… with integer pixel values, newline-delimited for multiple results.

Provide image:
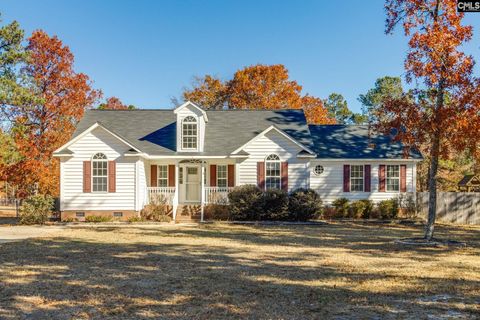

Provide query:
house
left=458, top=174, right=480, bottom=192
left=53, top=101, right=422, bottom=221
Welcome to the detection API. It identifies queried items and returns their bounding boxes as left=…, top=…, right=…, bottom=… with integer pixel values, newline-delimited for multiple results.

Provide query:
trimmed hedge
left=228, top=185, right=264, bottom=220
left=288, top=188, right=322, bottom=221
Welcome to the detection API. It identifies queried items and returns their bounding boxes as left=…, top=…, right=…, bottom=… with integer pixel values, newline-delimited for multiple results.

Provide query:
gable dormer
left=174, top=101, right=208, bottom=152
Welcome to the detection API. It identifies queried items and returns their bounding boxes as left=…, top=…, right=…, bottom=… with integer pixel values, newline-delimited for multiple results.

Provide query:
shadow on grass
left=0, top=223, right=478, bottom=319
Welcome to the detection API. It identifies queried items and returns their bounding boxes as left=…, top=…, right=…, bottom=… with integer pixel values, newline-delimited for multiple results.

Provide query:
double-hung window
left=350, top=165, right=364, bottom=192
left=386, top=165, right=400, bottom=191
left=92, top=153, right=108, bottom=192
left=157, top=165, right=168, bottom=187
left=265, top=154, right=281, bottom=190
left=217, top=165, right=227, bottom=188
left=182, top=116, right=197, bottom=149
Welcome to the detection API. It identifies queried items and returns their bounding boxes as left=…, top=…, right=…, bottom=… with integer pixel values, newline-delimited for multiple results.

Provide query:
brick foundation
left=61, top=210, right=138, bottom=222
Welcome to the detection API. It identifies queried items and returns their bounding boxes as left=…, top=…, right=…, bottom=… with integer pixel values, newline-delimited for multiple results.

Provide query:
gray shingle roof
left=72, top=109, right=311, bottom=156
left=69, top=109, right=421, bottom=159
left=308, top=125, right=422, bottom=159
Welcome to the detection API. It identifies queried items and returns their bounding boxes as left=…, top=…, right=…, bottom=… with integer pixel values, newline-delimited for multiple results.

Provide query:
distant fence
left=417, top=192, right=480, bottom=225
left=0, top=198, right=20, bottom=217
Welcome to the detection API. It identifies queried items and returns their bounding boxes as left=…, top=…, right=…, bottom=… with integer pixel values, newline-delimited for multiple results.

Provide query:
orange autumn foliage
left=182, top=64, right=334, bottom=124
left=6, top=30, right=100, bottom=196
left=379, top=0, right=480, bottom=238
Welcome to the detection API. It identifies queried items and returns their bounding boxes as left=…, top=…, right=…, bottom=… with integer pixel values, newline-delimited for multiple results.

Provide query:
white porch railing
left=147, top=187, right=176, bottom=205
left=204, top=187, right=233, bottom=204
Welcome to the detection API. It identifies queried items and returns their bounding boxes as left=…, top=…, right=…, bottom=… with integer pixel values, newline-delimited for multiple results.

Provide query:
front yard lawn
left=0, top=222, right=479, bottom=319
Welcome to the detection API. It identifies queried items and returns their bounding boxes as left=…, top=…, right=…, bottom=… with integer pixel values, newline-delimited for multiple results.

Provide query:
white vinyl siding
left=238, top=130, right=309, bottom=192
left=60, top=127, right=136, bottom=211
left=310, top=160, right=416, bottom=204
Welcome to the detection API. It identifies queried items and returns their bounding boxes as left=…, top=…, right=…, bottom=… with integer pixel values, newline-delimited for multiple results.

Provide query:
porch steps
left=175, top=204, right=201, bottom=223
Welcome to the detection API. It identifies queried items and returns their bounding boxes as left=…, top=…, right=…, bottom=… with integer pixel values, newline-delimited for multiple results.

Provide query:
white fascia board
left=173, top=101, right=208, bottom=122
left=145, top=155, right=228, bottom=159
left=54, top=122, right=142, bottom=154
left=231, top=125, right=315, bottom=155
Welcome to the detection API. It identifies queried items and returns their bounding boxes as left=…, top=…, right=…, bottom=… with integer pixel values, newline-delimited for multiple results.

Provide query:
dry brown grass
left=0, top=222, right=479, bottom=319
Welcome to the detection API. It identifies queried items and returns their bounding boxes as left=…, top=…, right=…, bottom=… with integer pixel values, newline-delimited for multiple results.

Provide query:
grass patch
left=0, top=222, right=479, bottom=319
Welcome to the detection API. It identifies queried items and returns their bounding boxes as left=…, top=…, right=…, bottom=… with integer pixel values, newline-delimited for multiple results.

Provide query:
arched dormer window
left=92, top=153, right=108, bottom=192
left=265, top=154, right=281, bottom=190
left=182, top=116, right=198, bottom=150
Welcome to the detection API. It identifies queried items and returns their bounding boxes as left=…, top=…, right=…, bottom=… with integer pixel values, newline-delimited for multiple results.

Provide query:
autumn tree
left=180, top=64, right=335, bottom=124
left=98, top=96, right=136, bottom=110
left=3, top=30, right=100, bottom=196
left=380, top=0, right=480, bottom=239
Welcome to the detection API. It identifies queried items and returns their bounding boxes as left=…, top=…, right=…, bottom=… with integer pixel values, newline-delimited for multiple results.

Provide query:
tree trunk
left=425, top=76, right=445, bottom=240
left=425, top=134, right=440, bottom=240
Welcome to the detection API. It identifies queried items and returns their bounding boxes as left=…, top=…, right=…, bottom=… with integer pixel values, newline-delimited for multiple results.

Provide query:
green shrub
left=204, top=204, right=230, bottom=220
left=261, top=189, right=289, bottom=220
left=85, top=215, right=112, bottom=223
left=228, top=185, right=264, bottom=220
left=396, top=193, right=418, bottom=219
left=127, top=216, right=145, bottom=222
left=349, top=199, right=374, bottom=219
left=19, top=195, right=54, bottom=225
left=377, top=199, right=399, bottom=219
left=288, top=188, right=322, bottom=221
left=332, top=198, right=350, bottom=218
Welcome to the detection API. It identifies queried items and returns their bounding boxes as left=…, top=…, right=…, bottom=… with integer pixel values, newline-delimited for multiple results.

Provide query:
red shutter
left=257, top=162, right=265, bottom=190
left=379, top=165, right=386, bottom=192
left=343, top=165, right=350, bottom=192
left=168, top=165, right=175, bottom=187
left=210, top=164, right=217, bottom=187
left=83, top=161, right=91, bottom=193
left=228, top=164, right=235, bottom=187
left=400, top=164, right=407, bottom=192
left=150, top=165, right=157, bottom=187
left=364, top=165, right=371, bottom=192
left=281, top=162, right=288, bottom=192
left=108, top=161, right=116, bottom=192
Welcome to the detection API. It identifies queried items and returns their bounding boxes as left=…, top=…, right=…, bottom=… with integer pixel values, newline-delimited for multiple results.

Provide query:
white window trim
left=350, top=164, right=365, bottom=192
left=265, top=154, right=281, bottom=191
left=181, top=116, right=198, bottom=151
left=216, top=165, right=228, bottom=188
left=157, top=165, right=169, bottom=187
left=92, top=153, right=108, bottom=193
left=386, top=164, right=400, bottom=192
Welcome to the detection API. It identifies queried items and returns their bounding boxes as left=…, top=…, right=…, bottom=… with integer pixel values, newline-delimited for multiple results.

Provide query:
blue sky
left=3, top=0, right=480, bottom=113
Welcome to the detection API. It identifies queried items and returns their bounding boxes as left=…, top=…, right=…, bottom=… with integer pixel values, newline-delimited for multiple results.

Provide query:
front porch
left=145, top=159, right=236, bottom=221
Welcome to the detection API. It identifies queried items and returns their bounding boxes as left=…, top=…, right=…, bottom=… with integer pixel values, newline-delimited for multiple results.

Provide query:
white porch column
left=173, top=161, right=179, bottom=221
left=200, top=161, right=205, bottom=222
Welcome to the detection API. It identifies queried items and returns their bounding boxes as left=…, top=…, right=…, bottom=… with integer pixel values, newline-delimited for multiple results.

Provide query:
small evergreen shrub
left=396, top=193, right=418, bottom=219
left=321, top=206, right=339, bottom=220
left=127, top=216, right=145, bottom=222
left=204, top=204, right=230, bottom=220
left=261, top=189, right=289, bottom=220
left=288, top=188, right=322, bottom=221
left=332, top=198, right=350, bottom=218
left=85, top=215, right=112, bottom=223
left=349, top=199, right=374, bottom=219
left=19, top=195, right=54, bottom=225
left=228, top=185, right=264, bottom=220
left=377, top=199, right=399, bottom=219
